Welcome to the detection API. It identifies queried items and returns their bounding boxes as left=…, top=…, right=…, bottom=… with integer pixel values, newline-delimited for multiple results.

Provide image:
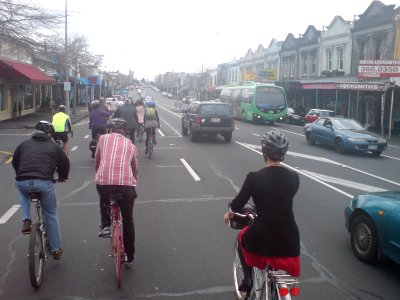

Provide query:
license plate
left=368, top=145, right=378, bottom=150
left=210, top=118, right=220, bottom=122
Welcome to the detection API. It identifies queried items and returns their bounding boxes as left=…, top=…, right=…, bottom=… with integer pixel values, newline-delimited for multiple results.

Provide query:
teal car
left=344, top=191, right=400, bottom=264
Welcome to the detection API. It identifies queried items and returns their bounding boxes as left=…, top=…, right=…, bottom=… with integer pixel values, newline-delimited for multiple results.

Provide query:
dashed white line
left=71, top=146, right=78, bottom=151
left=84, top=135, right=90, bottom=139
left=180, top=158, right=201, bottom=181
left=0, top=205, right=20, bottom=224
left=158, top=129, right=165, bottom=136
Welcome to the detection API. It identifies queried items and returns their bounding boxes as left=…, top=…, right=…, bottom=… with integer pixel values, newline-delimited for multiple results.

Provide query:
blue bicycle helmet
left=146, top=101, right=156, bottom=108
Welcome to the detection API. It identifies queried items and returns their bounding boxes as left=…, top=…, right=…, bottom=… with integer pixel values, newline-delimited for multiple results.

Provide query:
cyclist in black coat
left=224, top=130, right=300, bottom=295
left=12, top=121, right=69, bottom=259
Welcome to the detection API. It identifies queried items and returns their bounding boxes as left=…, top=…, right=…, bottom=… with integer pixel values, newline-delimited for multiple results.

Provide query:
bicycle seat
left=108, top=194, right=123, bottom=205
left=28, top=191, right=41, bottom=202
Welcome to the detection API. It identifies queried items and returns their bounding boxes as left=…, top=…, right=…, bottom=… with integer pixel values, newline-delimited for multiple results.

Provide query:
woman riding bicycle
left=143, top=100, right=160, bottom=154
left=223, top=130, right=300, bottom=296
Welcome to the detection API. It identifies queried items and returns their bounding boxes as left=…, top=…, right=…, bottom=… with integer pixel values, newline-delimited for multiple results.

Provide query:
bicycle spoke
left=29, top=223, right=45, bottom=289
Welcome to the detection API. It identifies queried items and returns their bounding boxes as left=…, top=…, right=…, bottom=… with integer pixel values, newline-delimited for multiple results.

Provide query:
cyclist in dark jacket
left=12, top=121, right=70, bottom=260
left=114, top=99, right=139, bottom=144
left=224, top=130, right=300, bottom=296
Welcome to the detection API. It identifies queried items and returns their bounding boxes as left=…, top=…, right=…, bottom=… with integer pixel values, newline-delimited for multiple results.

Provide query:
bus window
left=255, top=87, right=285, bottom=107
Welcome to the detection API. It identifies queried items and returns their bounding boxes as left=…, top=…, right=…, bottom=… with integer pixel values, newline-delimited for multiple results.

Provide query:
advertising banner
left=358, top=60, right=400, bottom=79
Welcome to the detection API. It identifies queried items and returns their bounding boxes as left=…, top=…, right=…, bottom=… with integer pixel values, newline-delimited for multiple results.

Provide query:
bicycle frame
left=109, top=196, right=126, bottom=289
left=147, top=128, right=155, bottom=159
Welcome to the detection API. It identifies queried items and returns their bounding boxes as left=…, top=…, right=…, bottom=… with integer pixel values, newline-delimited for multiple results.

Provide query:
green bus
left=220, top=81, right=287, bottom=124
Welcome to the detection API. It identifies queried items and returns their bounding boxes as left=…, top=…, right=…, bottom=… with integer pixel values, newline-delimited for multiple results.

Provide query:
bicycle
left=147, top=128, right=155, bottom=159
left=27, top=190, right=48, bottom=289
left=137, top=124, right=144, bottom=142
left=107, top=194, right=127, bottom=289
left=230, top=208, right=300, bottom=300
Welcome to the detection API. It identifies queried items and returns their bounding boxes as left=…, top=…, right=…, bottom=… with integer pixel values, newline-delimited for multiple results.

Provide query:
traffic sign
left=64, top=82, right=71, bottom=91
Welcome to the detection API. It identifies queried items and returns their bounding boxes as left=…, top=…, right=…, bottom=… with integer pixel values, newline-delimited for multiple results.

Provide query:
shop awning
left=0, top=58, right=56, bottom=84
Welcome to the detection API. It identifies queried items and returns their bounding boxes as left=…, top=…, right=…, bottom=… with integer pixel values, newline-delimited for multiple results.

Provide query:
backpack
left=146, top=108, right=156, bottom=120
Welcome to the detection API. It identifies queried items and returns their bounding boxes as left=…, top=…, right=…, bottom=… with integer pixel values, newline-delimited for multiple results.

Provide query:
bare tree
left=0, top=0, right=63, bottom=53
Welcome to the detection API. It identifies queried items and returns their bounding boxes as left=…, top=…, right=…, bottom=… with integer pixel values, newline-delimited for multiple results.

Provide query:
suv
left=305, top=109, right=335, bottom=123
left=181, top=100, right=234, bottom=142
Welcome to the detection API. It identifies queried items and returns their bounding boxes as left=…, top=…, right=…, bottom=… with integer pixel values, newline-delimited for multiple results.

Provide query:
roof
left=0, top=58, right=56, bottom=84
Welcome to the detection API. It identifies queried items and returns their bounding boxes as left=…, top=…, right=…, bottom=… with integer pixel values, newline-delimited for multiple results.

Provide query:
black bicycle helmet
left=35, top=120, right=55, bottom=135
left=261, top=130, right=289, bottom=161
left=106, top=118, right=127, bottom=131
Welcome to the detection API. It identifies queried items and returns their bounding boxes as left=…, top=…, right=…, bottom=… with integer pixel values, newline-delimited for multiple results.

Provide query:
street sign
left=358, top=60, right=400, bottom=79
left=64, top=82, right=71, bottom=91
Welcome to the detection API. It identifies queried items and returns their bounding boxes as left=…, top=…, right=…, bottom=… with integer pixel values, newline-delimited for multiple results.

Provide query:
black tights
left=238, top=240, right=253, bottom=287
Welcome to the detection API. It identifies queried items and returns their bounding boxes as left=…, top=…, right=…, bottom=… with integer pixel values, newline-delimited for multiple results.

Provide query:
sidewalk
left=0, top=108, right=89, bottom=130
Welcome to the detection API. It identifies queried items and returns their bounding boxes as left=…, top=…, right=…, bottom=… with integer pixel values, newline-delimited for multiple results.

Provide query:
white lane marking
left=158, top=116, right=181, bottom=136
left=235, top=127, right=240, bottom=130
left=74, top=120, right=89, bottom=126
left=302, top=170, right=387, bottom=193
left=252, top=133, right=261, bottom=137
left=180, top=158, right=201, bottom=181
left=84, top=135, right=90, bottom=139
left=236, top=141, right=350, bottom=199
left=239, top=142, right=400, bottom=187
left=157, top=103, right=182, bottom=118
left=71, top=146, right=78, bottom=151
left=158, top=129, right=165, bottom=136
left=271, top=127, right=304, bottom=137
left=389, top=144, right=400, bottom=149
left=0, top=205, right=20, bottom=224
left=381, top=154, right=400, bottom=161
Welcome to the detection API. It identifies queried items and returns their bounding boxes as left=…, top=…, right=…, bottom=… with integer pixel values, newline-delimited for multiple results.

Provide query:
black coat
left=230, top=166, right=300, bottom=257
left=114, top=104, right=139, bottom=130
left=12, top=132, right=70, bottom=181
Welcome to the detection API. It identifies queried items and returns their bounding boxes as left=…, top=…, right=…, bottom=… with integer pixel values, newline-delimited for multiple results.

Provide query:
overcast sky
left=34, top=0, right=390, bottom=80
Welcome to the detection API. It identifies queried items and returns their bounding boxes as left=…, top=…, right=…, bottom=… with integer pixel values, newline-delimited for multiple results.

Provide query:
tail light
left=194, top=116, right=201, bottom=124
left=279, top=287, right=289, bottom=296
left=290, top=286, right=300, bottom=296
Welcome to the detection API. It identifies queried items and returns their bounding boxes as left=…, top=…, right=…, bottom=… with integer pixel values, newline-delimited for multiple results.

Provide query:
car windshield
left=333, top=119, right=365, bottom=130
left=255, top=87, right=285, bottom=107
left=320, top=111, right=335, bottom=117
left=199, top=104, right=231, bottom=115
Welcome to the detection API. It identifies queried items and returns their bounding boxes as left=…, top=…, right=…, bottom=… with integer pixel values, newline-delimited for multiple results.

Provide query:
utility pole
left=64, top=0, right=70, bottom=115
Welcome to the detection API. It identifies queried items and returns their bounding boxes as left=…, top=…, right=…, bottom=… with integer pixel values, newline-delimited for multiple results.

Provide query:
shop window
left=0, top=85, right=4, bottom=111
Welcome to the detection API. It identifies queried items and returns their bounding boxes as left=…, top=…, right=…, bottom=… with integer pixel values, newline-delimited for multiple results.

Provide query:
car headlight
left=377, top=138, right=387, bottom=143
left=347, top=137, right=367, bottom=142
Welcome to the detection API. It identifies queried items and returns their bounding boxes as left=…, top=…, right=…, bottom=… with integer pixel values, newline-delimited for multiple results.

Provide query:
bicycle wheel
left=148, top=136, right=153, bottom=159
left=29, top=223, right=45, bottom=289
left=112, top=222, right=122, bottom=289
left=233, top=238, right=254, bottom=300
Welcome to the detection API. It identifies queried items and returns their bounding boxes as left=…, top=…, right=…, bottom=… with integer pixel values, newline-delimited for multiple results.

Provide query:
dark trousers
left=126, top=129, right=136, bottom=144
left=96, top=185, right=137, bottom=261
left=91, top=126, right=106, bottom=139
left=145, top=127, right=156, bottom=148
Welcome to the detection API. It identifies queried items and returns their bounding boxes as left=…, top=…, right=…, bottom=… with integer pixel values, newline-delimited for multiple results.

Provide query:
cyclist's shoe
left=98, top=225, right=111, bottom=238
left=145, top=148, right=148, bottom=154
left=238, top=278, right=252, bottom=298
left=22, top=219, right=31, bottom=234
left=125, top=260, right=134, bottom=268
left=52, top=248, right=63, bottom=260
left=153, top=139, right=157, bottom=145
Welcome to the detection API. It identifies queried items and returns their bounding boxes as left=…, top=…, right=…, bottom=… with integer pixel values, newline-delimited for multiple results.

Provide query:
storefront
left=0, top=58, right=55, bottom=121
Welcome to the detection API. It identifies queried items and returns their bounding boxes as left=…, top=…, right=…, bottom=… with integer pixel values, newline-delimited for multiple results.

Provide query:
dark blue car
left=344, top=191, right=400, bottom=264
left=304, top=117, right=387, bottom=156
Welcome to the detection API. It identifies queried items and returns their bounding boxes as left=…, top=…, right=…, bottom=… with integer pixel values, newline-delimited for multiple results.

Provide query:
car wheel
left=350, top=215, right=378, bottom=263
left=306, top=132, right=315, bottom=145
left=189, top=125, right=197, bottom=142
left=182, top=122, right=188, bottom=136
left=335, top=138, right=345, bottom=154
left=371, top=151, right=382, bottom=156
left=223, top=132, right=232, bottom=143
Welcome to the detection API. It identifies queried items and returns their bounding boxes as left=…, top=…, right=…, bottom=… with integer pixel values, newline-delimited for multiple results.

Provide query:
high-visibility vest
left=52, top=112, right=69, bottom=132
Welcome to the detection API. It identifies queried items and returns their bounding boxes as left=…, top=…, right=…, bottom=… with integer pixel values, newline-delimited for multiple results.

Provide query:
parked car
left=305, top=109, right=335, bottom=123
left=181, top=100, right=234, bottom=142
left=344, top=190, right=400, bottom=264
left=167, top=93, right=173, bottom=99
left=161, top=92, right=168, bottom=97
left=304, top=117, right=387, bottom=155
left=280, top=107, right=305, bottom=125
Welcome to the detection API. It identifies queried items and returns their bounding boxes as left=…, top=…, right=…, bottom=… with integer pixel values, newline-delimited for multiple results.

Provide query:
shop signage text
left=358, top=60, right=400, bottom=79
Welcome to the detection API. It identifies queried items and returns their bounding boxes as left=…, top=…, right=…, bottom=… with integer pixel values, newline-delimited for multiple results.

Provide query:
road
left=0, top=88, right=399, bottom=299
